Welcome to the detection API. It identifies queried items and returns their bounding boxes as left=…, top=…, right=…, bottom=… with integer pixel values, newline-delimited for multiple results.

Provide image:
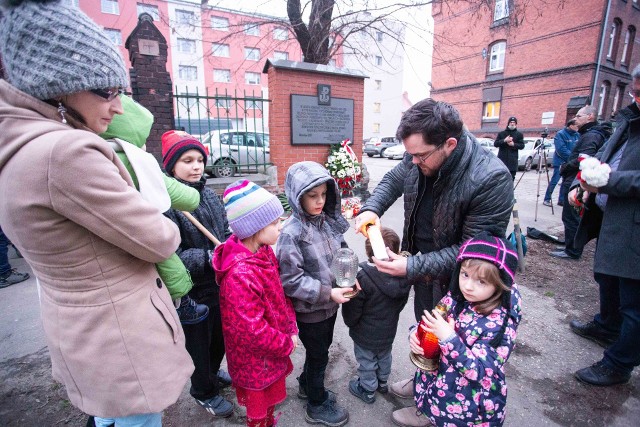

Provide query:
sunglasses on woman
left=90, top=87, right=124, bottom=101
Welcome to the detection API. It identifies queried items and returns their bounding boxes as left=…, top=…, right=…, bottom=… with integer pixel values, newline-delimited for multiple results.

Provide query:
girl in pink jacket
left=213, top=180, right=298, bottom=427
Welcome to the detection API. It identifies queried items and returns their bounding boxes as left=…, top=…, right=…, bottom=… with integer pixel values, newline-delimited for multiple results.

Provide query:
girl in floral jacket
left=410, top=232, right=522, bottom=427
left=213, top=180, right=298, bottom=427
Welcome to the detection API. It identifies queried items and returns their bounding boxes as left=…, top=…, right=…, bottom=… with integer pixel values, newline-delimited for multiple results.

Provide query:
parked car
left=518, top=137, right=555, bottom=171
left=199, top=130, right=270, bottom=178
left=383, top=143, right=406, bottom=160
left=364, top=136, right=400, bottom=157
left=475, top=137, right=498, bottom=156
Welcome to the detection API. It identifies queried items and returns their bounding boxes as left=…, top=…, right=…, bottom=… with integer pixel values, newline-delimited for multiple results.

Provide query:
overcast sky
left=199, top=0, right=432, bottom=103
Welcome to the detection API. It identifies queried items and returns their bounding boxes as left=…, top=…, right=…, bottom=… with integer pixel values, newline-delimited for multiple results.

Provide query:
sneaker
left=570, top=320, right=619, bottom=348
left=195, top=395, right=234, bottom=418
left=0, top=269, right=29, bottom=289
left=391, top=406, right=432, bottom=427
left=217, top=369, right=232, bottom=388
left=305, top=397, right=348, bottom=426
left=349, top=378, right=375, bottom=404
left=389, top=378, right=414, bottom=399
left=377, top=380, right=389, bottom=394
left=176, top=295, right=209, bottom=325
left=575, top=361, right=631, bottom=386
left=543, top=200, right=552, bottom=207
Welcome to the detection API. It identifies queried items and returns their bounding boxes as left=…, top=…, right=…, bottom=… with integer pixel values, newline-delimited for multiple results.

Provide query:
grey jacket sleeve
left=360, top=156, right=411, bottom=216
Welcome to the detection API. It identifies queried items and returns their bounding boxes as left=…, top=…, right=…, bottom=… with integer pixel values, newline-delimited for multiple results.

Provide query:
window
left=373, top=123, right=380, bottom=133
left=216, top=97, right=232, bottom=109
left=494, top=0, right=509, bottom=21
left=607, top=19, right=621, bottom=60
left=177, top=38, right=196, bottom=54
left=212, top=43, right=230, bottom=57
left=137, top=3, right=159, bottom=21
left=244, top=47, right=260, bottom=61
left=246, top=100, right=264, bottom=110
left=375, top=56, right=383, bottom=66
left=621, top=26, right=636, bottom=65
left=376, top=31, right=383, bottom=42
left=597, top=81, right=611, bottom=118
left=375, top=80, right=382, bottom=90
left=273, top=27, right=288, bottom=40
left=244, top=22, right=260, bottom=36
left=104, top=29, right=122, bottom=46
left=211, top=16, right=229, bottom=31
left=178, top=65, right=197, bottom=81
left=483, top=101, right=501, bottom=119
left=612, top=85, right=623, bottom=116
left=62, top=0, right=79, bottom=7
left=273, top=51, right=289, bottom=60
left=101, top=0, right=119, bottom=15
left=175, top=9, right=194, bottom=25
left=245, top=72, right=261, bottom=85
left=214, top=69, right=231, bottom=83
left=489, top=41, right=506, bottom=73
left=373, top=102, right=381, bottom=113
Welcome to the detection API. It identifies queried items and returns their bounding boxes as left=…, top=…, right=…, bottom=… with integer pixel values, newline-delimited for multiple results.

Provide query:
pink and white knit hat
left=223, top=180, right=283, bottom=239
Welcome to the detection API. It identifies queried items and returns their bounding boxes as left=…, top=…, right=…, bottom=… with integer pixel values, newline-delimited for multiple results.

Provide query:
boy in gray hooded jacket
left=277, top=161, right=353, bottom=427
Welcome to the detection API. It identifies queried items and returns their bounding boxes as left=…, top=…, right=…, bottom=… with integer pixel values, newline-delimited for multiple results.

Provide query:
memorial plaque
left=291, top=94, right=354, bottom=145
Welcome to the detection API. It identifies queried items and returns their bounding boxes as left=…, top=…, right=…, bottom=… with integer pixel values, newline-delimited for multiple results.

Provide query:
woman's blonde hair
left=460, top=258, right=509, bottom=315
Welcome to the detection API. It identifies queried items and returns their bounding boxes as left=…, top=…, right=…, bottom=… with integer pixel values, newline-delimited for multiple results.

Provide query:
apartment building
left=430, top=0, right=640, bottom=137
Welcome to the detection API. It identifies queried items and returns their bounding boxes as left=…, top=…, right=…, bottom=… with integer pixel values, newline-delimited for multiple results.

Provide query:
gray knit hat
left=0, top=0, right=128, bottom=100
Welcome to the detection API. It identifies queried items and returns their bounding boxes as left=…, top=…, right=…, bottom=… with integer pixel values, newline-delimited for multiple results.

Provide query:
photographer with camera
left=543, top=120, right=580, bottom=207
left=494, top=116, right=525, bottom=180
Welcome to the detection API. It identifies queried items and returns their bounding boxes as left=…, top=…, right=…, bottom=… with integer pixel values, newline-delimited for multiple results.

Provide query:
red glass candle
left=410, top=303, right=448, bottom=371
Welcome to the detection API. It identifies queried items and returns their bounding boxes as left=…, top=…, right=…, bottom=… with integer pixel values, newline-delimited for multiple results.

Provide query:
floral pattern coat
left=213, top=234, right=298, bottom=390
left=414, top=285, right=522, bottom=426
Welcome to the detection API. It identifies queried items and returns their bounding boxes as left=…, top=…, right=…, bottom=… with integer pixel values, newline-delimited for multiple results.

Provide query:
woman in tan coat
left=0, top=1, right=193, bottom=425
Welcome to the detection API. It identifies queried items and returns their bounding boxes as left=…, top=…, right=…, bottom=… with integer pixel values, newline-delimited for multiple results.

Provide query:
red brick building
left=430, top=0, right=640, bottom=137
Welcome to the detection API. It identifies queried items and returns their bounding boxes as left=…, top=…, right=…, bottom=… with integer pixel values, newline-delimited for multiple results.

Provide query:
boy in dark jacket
left=342, top=227, right=411, bottom=404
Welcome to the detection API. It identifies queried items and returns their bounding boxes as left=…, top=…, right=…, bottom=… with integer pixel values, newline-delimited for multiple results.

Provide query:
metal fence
left=173, top=87, right=270, bottom=178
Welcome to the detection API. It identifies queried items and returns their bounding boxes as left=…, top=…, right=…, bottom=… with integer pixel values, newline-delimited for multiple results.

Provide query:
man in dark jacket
left=494, top=116, right=525, bottom=179
left=543, top=119, right=579, bottom=206
left=551, top=106, right=612, bottom=259
left=354, top=99, right=513, bottom=426
left=568, top=64, right=640, bottom=386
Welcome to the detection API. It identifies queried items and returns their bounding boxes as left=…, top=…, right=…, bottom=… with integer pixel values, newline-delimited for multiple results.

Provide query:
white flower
left=337, top=170, right=346, bottom=178
left=582, top=163, right=611, bottom=187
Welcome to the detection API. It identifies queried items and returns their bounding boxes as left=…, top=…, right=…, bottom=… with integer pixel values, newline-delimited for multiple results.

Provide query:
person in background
left=162, top=131, right=235, bottom=419
left=0, top=1, right=193, bottom=425
left=0, top=226, right=29, bottom=289
left=277, top=161, right=354, bottom=427
left=354, top=99, right=513, bottom=427
left=543, top=119, right=579, bottom=207
left=494, top=116, right=525, bottom=180
left=568, top=64, right=640, bottom=386
left=551, top=106, right=612, bottom=260
left=342, top=227, right=410, bottom=405
left=213, top=180, right=298, bottom=427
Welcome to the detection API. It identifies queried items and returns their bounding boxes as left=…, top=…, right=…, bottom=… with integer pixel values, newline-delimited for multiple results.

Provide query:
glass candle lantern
left=410, top=302, right=448, bottom=371
left=330, top=248, right=359, bottom=298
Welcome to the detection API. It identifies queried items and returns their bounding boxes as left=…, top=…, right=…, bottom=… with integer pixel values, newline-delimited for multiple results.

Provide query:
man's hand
left=568, top=187, right=590, bottom=207
left=409, top=327, right=423, bottom=355
left=580, top=181, right=598, bottom=194
left=331, top=287, right=355, bottom=304
left=354, top=211, right=379, bottom=237
left=372, top=248, right=407, bottom=277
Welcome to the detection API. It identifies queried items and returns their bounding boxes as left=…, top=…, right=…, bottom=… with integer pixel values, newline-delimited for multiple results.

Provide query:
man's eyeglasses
left=90, top=87, right=124, bottom=101
left=410, top=145, right=442, bottom=163
left=629, top=90, right=640, bottom=98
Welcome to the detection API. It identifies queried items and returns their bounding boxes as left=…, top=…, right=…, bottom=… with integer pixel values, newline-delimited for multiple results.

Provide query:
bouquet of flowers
left=325, top=139, right=363, bottom=196
left=341, top=197, right=362, bottom=219
left=577, top=156, right=611, bottom=188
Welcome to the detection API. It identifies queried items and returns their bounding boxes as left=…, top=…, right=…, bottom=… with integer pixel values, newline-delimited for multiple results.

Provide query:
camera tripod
left=513, top=133, right=554, bottom=222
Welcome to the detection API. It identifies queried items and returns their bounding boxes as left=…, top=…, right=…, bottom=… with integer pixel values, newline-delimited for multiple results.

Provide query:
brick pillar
left=125, top=13, right=173, bottom=163
left=263, top=60, right=365, bottom=187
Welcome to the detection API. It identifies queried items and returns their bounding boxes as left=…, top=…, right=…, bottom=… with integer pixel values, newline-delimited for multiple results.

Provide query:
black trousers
left=297, top=313, right=337, bottom=405
left=560, top=179, right=583, bottom=258
left=183, top=294, right=225, bottom=401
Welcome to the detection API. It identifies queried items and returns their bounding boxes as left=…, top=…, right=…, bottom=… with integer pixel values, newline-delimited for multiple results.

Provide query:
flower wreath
left=325, top=139, right=363, bottom=196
